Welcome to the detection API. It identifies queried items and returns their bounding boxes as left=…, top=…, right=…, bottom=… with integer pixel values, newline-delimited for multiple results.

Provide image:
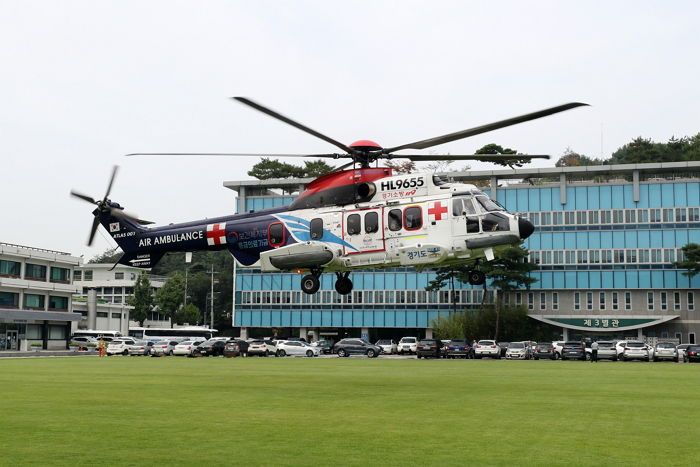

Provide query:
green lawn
left=1, top=357, right=699, bottom=466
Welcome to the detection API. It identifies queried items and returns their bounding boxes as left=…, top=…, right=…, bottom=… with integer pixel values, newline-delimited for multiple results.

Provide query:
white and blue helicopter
left=71, top=98, right=587, bottom=295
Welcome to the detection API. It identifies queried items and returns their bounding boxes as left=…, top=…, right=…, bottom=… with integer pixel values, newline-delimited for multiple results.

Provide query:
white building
left=0, top=242, right=82, bottom=350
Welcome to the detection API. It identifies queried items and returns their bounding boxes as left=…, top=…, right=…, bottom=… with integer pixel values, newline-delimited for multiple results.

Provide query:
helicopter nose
left=518, top=217, right=535, bottom=239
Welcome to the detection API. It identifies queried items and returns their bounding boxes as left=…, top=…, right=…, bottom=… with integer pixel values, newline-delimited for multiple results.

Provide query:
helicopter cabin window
left=388, top=209, right=402, bottom=231
left=310, top=218, right=324, bottom=240
left=347, top=214, right=361, bottom=235
left=364, top=212, right=379, bottom=233
left=404, top=206, right=422, bottom=231
left=476, top=196, right=504, bottom=212
left=452, top=197, right=477, bottom=216
left=268, top=222, right=285, bottom=247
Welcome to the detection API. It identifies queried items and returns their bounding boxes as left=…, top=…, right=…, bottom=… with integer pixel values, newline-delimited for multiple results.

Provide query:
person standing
left=98, top=338, right=106, bottom=357
left=591, top=340, right=598, bottom=362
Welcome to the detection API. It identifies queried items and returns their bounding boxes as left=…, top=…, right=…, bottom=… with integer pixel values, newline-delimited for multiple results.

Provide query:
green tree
left=475, top=143, right=531, bottom=168
left=176, top=303, right=201, bottom=326
left=555, top=147, right=606, bottom=167
left=675, top=243, right=700, bottom=278
left=127, top=273, right=153, bottom=326
left=155, top=272, right=186, bottom=328
left=303, top=159, right=335, bottom=178
left=247, top=158, right=334, bottom=180
left=88, top=247, right=122, bottom=264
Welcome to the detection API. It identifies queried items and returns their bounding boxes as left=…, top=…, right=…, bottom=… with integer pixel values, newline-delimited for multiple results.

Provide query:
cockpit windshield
left=476, top=196, right=505, bottom=212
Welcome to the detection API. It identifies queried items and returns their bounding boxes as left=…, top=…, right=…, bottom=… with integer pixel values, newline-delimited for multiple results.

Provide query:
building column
left=239, top=327, right=248, bottom=340
left=299, top=327, right=307, bottom=340
left=308, top=328, right=319, bottom=342
left=425, top=328, right=433, bottom=339
left=87, top=288, right=97, bottom=329
left=562, top=327, right=569, bottom=340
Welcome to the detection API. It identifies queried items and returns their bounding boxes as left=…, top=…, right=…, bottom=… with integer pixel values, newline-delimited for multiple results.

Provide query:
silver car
left=653, top=342, right=679, bottom=362
left=595, top=341, right=618, bottom=361
left=375, top=339, right=398, bottom=354
left=150, top=340, right=179, bottom=357
left=505, top=342, right=529, bottom=360
left=621, top=341, right=650, bottom=361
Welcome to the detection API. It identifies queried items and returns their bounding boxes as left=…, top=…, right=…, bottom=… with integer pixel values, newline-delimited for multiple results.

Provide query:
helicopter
left=71, top=98, right=588, bottom=295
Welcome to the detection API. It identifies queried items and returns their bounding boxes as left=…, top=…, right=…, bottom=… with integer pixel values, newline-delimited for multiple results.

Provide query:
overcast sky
left=1, top=0, right=699, bottom=260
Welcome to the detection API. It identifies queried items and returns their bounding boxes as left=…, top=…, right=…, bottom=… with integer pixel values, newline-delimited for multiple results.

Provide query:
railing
left=0, top=242, right=72, bottom=256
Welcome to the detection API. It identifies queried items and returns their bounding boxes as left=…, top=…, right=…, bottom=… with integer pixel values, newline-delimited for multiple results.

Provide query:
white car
left=375, top=339, right=398, bottom=354
left=172, top=340, right=205, bottom=356
left=621, top=341, right=650, bottom=361
left=106, top=338, right=137, bottom=356
left=397, top=337, right=418, bottom=354
left=474, top=340, right=500, bottom=359
left=276, top=340, right=320, bottom=357
left=653, top=342, right=679, bottom=362
left=505, top=342, right=528, bottom=360
left=248, top=339, right=277, bottom=357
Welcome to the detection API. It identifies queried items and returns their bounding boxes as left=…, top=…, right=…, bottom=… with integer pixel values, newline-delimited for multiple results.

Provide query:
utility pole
left=207, top=264, right=217, bottom=329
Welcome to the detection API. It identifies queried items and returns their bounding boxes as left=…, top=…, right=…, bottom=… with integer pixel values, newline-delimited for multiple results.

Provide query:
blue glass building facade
left=225, top=163, right=700, bottom=343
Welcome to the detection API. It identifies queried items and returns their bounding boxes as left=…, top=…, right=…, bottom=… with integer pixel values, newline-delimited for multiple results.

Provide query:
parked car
left=247, top=339, right=277, bottom=357
left=677, top=344, right=693, bottom=362
left=223, top=340, right=247, bottom=358
left=532, top=342, right=556, bottom=360
left=150, top=340, right=180, bottom=357
left=595, top=341, right=618, bottom=361
left=560, top=341, right=586, bottom=361
left=615, top=341, right=628, bottom=359
left=474, top=340, right=500, bottom=359
left=497, top=342, right=510, bottom=358
left=444, top=339, right=473, bottom=359
left=375, top=339, right=398, bottom=354
left=621, top=341, right=650, bottom=361
left=332, top=338, right=381, bottom=358
left=312, top=339, right=333, bottom=354
left=193, top=339, right=227, bottom=357
left=653, top=342, right=679, bottom=362
left=70, top=336, right=97, bottom=350
left=686, top=345, right=700, bottom=362
left=277, top=340, right=321, bottom=357
left=505, top=342, right=530, bottom=360
left=106, top=338, right=137, bottom=356
left=172, top=340, right=205, bottom=356
left=552, top=341, right=565, bottom=359
left=397, top=337, right=418, bottom=354
left=416, top=339, right=444, bottom=359
left=126, top=340, right=151, bottom=356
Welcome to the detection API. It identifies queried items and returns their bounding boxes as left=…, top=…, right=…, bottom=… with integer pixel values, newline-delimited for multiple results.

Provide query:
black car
left=532, top=342, right=556, bottom=360
left=314, top=339, right=334, bottom=354
left=193, top=339, right=227, bottom=357
left=686, top=345, right=700, bottom=362
left=332, top=338, right=381, bottom=358
left=444, top=339, right=473, bottom=359
left=416, top=339, right=444, bottom=359
left=560, top=341, right=586, bottom=361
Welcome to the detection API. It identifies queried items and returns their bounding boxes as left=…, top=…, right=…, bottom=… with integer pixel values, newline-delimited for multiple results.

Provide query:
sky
left=1, top=0, right=699, bottom=260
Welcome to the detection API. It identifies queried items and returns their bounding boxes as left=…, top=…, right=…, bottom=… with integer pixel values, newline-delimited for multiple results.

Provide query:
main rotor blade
left=233, top=97, right=355, bottom=155
left=104, top=165, right=118, bottom=200
left=109, top=207, right=154, bottom=225
left=87, top=216, right=100, bottom=246
left=384, top=102, right=589, bottom=153
left=125, top=152, right=348, bottom=159
left=392, top=154, right=550, bottom=161
left=70, top=190, right=97, bottom=205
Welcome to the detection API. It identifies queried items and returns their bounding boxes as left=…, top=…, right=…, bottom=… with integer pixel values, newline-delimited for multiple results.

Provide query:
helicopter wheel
left=334, top=272, right=353, bottom=295
left=301, top=274, right=321, bottom=294
left=468, top=270, right=485, bottom=286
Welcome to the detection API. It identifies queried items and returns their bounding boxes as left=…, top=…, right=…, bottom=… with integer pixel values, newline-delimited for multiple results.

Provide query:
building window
left=542, top=212, right=552, bottom=225
left=599, top=292, right=606, bottom=310
left=48, top=325, right=67, bottom=340
left=574, top=292, right=580, bottom=311
left=602, top=250, right=612, bottom=264
left=689, top=208, right=700, bottom=222
left=74, top=270, right=82, bottom=281
left=638, top=209, right=649, bottom=222
left=25, top=263, right=47, bottom=281
left=673, top=292, right=681, bottom=311
left=660, top=292, right=668, bottom=311
left=577, top=212, right=587, bottom=224
left=614, top=250, right=625, bottom=263
left=565, top=251, right=576, bottom=264
left=347, top=214, right=361, bottom=235
left=404, top=206, right=423, bottom=231
left=385, top=291, right=395, bottom=304
left=539, top=292, right=546, bottom=310
left=662, top=209, right=674, bottom=222
left=552, top=212, right=563, bottom=225
left=96, top=312, right=108, bottom=318
left=688, top=292, right=695, bottom=311
left=84, top=270, right=93, bottom=281
left=625, top=210, right=636, bottom=223
left=663, top=249, right=676, bottom=263
left=651, top=249, right=662, bottom=263
left=111, top=312, right=122, bottom=319
left=650, top=209, right=661, bottom=222
left=587, top=292, right=593, bottom=310
left=24, top=294, right=45, bottom=310
left=48, top=296, right=68, bottom=310
left=690, top=333, right=697, bottom=345
left=528, top=292, right=534, bottom=310
left=611, top=292, right=619, bottom=310
left=577, top=251, right=588, bottom=264
left=552, top=292, right=559, bottom=310
left=589, top=251, right=600, bottom=264
left=388, top=209, right=402, bottom=231
left=612, top=210, right=624, bottom=223
left=647, top=292, right=654, bottom=311
left=0, top=291, right=19, bottom=307
left=49, top=267, right=70, bottom=283
left=676, top=208, right=687, bottom=222
left=0, top=259, right=21, bottom=277
left=638, top=249, right=650, bottom=263
left=625, top=292, right=632, bottom=310
left=515, top=293, right=522, bottom=307
left=115, top=272, right=124, bottom=280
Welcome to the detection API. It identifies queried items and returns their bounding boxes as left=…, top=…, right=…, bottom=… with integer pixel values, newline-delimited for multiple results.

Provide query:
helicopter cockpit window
left=310, top=218, right=324, bottom=240
left=481, top=213, right=510, bottom=232
left=364, top=212, right=379, bottom=233
left=453, top=197, right=476, bottom=216
left=404, top=206, right=422, bottom=230
left=476, top=196, right=505, bottom=212
left=347, top=214, right=361, bottom=235
left=388, top=209, right=402, bottom=231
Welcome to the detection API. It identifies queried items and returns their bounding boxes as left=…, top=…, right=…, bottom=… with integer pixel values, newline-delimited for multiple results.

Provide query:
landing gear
left=468, top=270, right=485, bottom=285
left=301, top=272, right=321, bottom=295
left=335, top=272, right=353, bottom=295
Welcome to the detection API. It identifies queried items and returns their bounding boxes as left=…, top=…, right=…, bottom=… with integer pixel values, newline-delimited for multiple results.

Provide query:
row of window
left=79, top=287, right=136, bottom=295
left=513, top=291, right=695, bottom=312
left=73, top=271, right=137, bottom=281
left=0, top=260, right=70, bottom=282
left=529, top=248, right=685, bottom=265
left=0, top=291, right=69, bottom=310
left=240, top=289, right=493, bottom=306
left=527, top=207, right=700, bottom=227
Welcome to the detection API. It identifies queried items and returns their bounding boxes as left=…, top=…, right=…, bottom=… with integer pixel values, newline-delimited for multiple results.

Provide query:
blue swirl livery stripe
left=276, top=215, right=358, bottom=251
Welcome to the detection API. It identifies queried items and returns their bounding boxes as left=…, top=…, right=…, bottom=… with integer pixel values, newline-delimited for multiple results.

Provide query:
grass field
left=1, top=356, right=699, bottom=466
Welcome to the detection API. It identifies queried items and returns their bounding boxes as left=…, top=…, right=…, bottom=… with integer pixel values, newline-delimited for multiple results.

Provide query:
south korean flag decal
left=206, top=223, right=227, bottom=246
left=109, top=222, right=120, bottom=232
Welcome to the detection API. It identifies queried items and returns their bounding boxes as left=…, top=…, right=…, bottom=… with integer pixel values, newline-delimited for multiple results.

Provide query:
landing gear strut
left=334, top=272, right=353, bottom=295
left=468, top=270, right=485, bottom=286
left=301, top=269, right=321, bottom=294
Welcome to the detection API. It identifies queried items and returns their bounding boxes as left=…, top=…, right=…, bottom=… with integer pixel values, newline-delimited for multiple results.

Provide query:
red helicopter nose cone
left=349, top=140, right=382, bottom=151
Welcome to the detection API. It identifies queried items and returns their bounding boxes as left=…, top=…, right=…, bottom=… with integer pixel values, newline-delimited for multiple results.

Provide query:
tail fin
left=94, top=205, right=162, bottom=269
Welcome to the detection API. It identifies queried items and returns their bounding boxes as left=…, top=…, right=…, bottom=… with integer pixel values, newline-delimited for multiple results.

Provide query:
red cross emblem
left=428, top=201, right=448, bottom=220
left=206, top=223, right=227, bottom=246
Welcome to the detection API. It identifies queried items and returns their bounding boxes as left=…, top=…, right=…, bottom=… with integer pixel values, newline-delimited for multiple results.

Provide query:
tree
left=247, top=158, right=334, bottom=180
left=384, top=160, right=417, bottom=174
left=88, top=247, right=122, bottom=264
left=426, top=245, right=537, bottom=340
left=176, top=303, right=201, bottom=326
left=675, top=243, right=700, bottom=278
left=303, top=159, right=335, bottom=178
left=555, top=147, right=606, bottom=167
left=155, top=272, right=186, bottom=327
left=127, top=273, right=153, bottom=326
left=475, top=143, right=531, bottom=168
